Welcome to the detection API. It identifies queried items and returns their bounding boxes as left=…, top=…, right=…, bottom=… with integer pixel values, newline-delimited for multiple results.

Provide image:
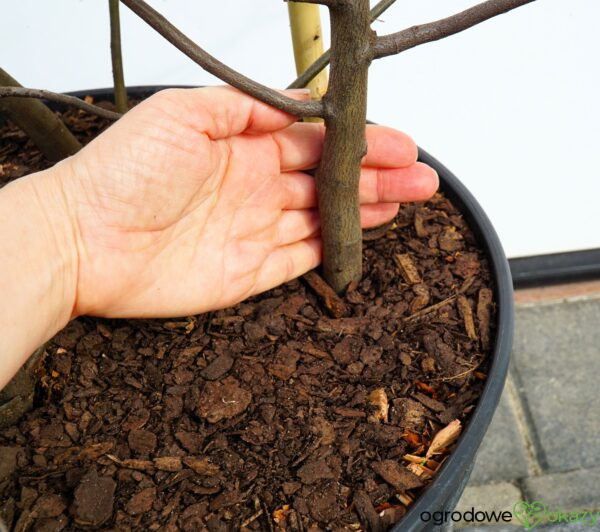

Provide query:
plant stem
left=287, top=0, right=396, bottom=90
left=374, top=0, right=536, bottom=58
left=315, top=0, right=373, bottom=293
left=120, top=0, right=324, bottom=118
left=0, top=68, right=81, bottom=161
left=109, top=0, right=128, bottom=113
left=0, top=88, right=122, bottom=121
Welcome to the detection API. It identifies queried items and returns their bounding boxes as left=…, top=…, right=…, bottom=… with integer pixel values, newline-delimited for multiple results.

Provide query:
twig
left=240, top=509, right=264, bottom=528
left=287, top=0, right=397, bottom=89
left=374, top=0, right=536, bottom=58
left=109, top=0, right=128, bottom=113
left=120, top=0, right=323, bottom=118
left=0, top=87, right=122, bottom=120
left=404, top=295, right=457, bottom=322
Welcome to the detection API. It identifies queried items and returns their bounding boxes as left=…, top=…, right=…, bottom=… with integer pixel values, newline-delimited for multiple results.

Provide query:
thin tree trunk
left=315, top=0, right=373, bottom=293
left=109, top=0, right=128, bottom=113
left=0, top=68, right=81, bottom=162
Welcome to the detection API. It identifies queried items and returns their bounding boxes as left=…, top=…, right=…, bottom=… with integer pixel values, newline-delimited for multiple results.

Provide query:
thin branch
left=287, top=0, right=397, bottom=89
left=374, top=0, right=536, bottom=59
left=109, top=0, right=128, bottom=113
left=120, top=0, right=324, bottom=118
left=0, top=88, right=123, bottom=120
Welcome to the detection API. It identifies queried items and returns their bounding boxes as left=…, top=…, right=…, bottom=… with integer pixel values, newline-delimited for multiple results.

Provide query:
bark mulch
left=0, top=99, right=495, bottom=531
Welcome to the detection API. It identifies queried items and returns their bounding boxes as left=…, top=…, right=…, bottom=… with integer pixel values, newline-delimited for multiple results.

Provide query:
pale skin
left=0, top=87, right=438, bottom=390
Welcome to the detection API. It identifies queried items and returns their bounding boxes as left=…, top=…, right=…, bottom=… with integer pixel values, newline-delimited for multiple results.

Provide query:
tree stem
left=287, top=0, right=396, bottom=90
left=120, top=0, right=323, bottom=118
left=0, top=68, right=81, bottom=162
left=316, top=0, right=373, bottom=293
left=109, top=0, right=128, bottom=113
left=0, top=88, right=122, bottom=120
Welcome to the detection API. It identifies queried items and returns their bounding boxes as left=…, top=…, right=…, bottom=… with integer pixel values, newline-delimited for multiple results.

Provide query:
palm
left=62, top=88, right=437, bottom=318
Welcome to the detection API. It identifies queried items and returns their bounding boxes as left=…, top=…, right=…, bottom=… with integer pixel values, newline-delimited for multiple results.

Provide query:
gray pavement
left=454, top=295, right=600, bottom=530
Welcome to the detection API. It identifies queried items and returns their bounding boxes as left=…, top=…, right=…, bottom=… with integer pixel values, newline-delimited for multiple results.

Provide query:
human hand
left=57, top=87, right=437, bottom=318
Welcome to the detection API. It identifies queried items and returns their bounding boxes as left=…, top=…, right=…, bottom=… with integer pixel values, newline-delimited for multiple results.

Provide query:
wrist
left=0, top=161, right=79, bottom=387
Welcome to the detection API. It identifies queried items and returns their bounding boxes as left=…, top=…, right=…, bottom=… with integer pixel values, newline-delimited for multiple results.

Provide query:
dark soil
left=0, top=99, right=495, bottom=531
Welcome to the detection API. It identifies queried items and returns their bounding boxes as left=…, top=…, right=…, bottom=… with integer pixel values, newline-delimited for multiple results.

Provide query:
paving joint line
left=505, top=370, right=545, bottom=476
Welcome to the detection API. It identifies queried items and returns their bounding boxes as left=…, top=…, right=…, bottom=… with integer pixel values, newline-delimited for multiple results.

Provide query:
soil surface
left=0, top=99, right=495, bottom=531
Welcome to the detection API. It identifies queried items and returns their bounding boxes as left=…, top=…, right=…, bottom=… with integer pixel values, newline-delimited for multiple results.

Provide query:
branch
left=109, top=0, right=128, bottom=113
left=0, top=68, right=81, bottom=162
left=0, top=88, right=122, bottom=120
left=287, top=0, right=396, bottom=90
left=120, top=0, right=324, bottom=118
left=374, top=0, right=536, bottom=59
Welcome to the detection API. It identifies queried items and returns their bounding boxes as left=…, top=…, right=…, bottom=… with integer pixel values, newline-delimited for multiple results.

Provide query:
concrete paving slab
left=454, top=483, right=523, bottom=526
left=523, top=466, right=600, bottom=513
left=511, top=299, right=600, bottom=472
left=469, top=387, right=529, bottom=485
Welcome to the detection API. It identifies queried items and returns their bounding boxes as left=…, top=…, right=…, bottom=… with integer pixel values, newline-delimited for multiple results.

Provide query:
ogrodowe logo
left=513, top=501, right=599, bottom=529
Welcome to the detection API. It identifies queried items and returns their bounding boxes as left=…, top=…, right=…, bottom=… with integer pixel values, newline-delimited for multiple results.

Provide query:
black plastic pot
left=53, top=87, right=514, bottom=531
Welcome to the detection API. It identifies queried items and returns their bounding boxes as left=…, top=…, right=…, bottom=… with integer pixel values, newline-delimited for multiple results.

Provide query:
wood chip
left=410, top=284, right=430, bottom=314
left=154, top=456, right=182, bottom=472
left=78, top=442, right=113, bottom=460
left=404, top=295, right=456, bottom=322
left=426, top=419, right=462, bottom=459
left=413, top=210, right=429, bottom=238
left=117, top=458, right=154, bottom=471
left=394, top=254, right=421, bottom=284
left=367, top=388, right=389, bottom=423
left=372, top=460, right=423, bottom=491
left=477, top=288, right=493, bottom=350
left=183, top=456, right=220, bottom=476
left=302, top=270, right=347, bottom=318
left=457, top=295, right=477, bottom=340
left=353, top=490, right=383, bottom=532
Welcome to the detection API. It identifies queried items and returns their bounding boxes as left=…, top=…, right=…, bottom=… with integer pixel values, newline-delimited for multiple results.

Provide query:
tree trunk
left=0, top=68, right=81, bottom=162
left=315, top=0, right=374, bottom=293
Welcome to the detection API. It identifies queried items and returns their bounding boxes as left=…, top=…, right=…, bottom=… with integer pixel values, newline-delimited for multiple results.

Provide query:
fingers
left=273, top=123, right=418, bottom=172
left=159, top=86, right=311, bottom=140
left=253, top=238, right=322, bottom=295
left=274, top=203, right=401, bottom=248
left=276, top=210, right=320, bottom=246
left=282, top=162, right=439, bottom=210
left=359, top=163, right=439, bottom=205
left=360, top=203, right=400, bottom=228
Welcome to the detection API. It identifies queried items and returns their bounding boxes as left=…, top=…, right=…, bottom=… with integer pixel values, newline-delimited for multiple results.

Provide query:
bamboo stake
left=287, top=2, right=328, bottom=123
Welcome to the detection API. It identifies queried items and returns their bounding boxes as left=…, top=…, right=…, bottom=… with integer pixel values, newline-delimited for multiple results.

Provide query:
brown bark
left=315, top=0, right=374, bottom=293
left=287, top=0, right=397, bottom=90
left=374, top=0, right=536, bottom=58
left=0, top=68, right=81, bottom=161
left=109, top=0, right=128, bottom=113
left=0, top=87, right=122, bottom=120
left=120, top=0, right=323, bottom=118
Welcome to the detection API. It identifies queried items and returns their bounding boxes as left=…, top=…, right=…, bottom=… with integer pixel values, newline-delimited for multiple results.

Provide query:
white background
left=3, top=0, right=599, bottom=258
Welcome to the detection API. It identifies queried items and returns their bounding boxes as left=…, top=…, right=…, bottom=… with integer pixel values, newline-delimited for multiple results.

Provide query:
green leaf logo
left=514, top=501, right=547, bottom=529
